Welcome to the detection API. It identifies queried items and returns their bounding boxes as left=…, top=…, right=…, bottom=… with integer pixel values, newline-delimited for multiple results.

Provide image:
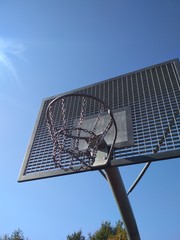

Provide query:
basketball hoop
left=46, top=93, right=117, bottom=171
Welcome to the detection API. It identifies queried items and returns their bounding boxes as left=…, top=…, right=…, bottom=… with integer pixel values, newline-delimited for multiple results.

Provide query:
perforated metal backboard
left=18, top=58, right=180, bottom=182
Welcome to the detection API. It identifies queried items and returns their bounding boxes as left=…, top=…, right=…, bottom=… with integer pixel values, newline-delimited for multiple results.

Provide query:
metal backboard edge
left=111, top=149, right=180, bottom=167
left=40, top=58, right=180, bottom=103
left=18, top=150, right=180, bottom=182
left=18, top=100, right=47, bottom=182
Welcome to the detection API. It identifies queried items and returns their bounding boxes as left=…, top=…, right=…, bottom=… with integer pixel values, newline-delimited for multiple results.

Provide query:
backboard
left=18, top=58, right=180, bottom=182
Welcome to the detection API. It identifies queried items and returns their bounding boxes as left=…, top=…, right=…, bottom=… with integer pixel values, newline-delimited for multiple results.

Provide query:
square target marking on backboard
left=73, top=107, right=134, bottom=151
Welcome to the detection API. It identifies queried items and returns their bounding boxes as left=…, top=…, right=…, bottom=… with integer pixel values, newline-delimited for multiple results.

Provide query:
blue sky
left=0, top=1, right=180, bottom=239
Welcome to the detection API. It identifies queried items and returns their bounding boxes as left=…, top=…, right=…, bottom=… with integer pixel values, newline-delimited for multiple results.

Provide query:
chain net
left=46, top=93, right=115, bottom=171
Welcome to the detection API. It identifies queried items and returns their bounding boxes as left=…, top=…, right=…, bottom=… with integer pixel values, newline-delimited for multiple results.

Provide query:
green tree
left=66, top=220, right=127, bottom=240
left=0, top=234, right=10, bottom=240
left=89, top=221, right=114, bottom=240
left=67, top=230, right=85, bottom=240
left=0, top=229, right=30, bottom=240
left=108, top=221, right=127, bottom=240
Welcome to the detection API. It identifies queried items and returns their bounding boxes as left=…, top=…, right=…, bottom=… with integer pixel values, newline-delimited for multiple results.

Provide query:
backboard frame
left=18, top=58, right=180, bottom=182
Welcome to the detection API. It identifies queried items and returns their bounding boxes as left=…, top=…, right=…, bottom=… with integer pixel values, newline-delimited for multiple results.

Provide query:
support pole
left=104, top=167, right=140, bottom=240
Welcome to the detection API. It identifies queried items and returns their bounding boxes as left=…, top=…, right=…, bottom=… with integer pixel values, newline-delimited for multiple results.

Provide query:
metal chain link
left=74, top=97, right=87, bottom=151
left=86, top=103, right=105, bottom=158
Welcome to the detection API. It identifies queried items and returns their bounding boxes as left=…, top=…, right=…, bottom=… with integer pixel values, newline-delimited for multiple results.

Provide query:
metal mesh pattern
left=19, top=59, right=180, bottom=181
left=78, top=62, right=180, bottom=161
